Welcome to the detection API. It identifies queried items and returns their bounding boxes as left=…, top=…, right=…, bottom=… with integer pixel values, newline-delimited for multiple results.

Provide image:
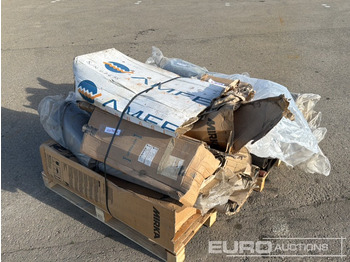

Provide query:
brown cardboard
left=81, top=107, right=220, bottom=206
left=201, top=74, right=238, bottom=86
left=190, top=77, right=293, bottom=154
left=185, top=105, right=233, bottom=151
left=195, top=146, right=255, bottom=213
left=200, top=147, right=252, bottom=192
left=189, top=94, right=293, bottom=153
left=224, top=147, right=252, bottom=176
left=186, top=77, right=255, bottom=151
left=201, top=75, right=256, bottom=104
left=40, top=141, right=198, bottom=251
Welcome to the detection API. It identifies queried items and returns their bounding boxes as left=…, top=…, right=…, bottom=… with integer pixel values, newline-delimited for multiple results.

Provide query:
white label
left=160, top=155, right=184, bottom=180
left=104, top=126, right=121, bottom=136
left=208, top=78, right=226, bottom=88
left=95, top=207, right=106, bottom=222
left=138, top=144, right=159, bottom=167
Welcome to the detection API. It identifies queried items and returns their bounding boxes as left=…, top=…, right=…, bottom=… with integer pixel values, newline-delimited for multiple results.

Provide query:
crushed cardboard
left=186, top=76, right=293, bottom=153
left=185, top=105, right=234, bottom=151
left=216, top=186, right=256, bottom=215
left=81, top=107, right=221, bottom=206
left=185, top=78, right=255, bottom=151
left=194, top=147, right=256, bottom=214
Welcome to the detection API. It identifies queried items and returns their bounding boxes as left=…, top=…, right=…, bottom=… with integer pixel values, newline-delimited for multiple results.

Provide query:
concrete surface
left=2, top=0, right=349, bottom=261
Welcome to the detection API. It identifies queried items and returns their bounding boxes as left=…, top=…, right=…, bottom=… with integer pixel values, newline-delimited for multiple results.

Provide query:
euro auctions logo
left=209, top=241, right=273, bottom=255
left=104, top=61, right=134, bottom=74
left=77, top=80, right=102, bottom=104
left=209, top=238, right=346, bottom=258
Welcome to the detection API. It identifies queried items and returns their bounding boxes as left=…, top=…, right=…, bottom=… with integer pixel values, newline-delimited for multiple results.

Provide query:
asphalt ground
left=2, top=0, right=350, bottom=261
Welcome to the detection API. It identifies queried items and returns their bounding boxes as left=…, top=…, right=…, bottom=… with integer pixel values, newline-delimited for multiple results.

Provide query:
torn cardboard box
left=194, top=147, right=256, bottom=214
left=185, top=105, right=234, bottom=151
left=185, top=78, right=255, bottom=151
left=81, top=107, right=221, bottom=206
left=215, top=187, right=256, bottom=216
left=186, top=93, right=293, bottom=153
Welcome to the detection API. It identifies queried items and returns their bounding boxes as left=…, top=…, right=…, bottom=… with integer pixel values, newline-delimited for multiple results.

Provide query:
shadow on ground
left=1, top=77, right=160, bottom=261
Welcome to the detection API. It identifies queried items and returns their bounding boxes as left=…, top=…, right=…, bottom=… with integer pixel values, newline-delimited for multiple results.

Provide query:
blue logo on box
left=104, top=61, right=134, bottom=74
left=77, top=80, right=101, bottom=103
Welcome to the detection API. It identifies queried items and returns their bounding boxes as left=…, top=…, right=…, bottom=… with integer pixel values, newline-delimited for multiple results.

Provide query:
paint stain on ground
left=279, top=16, right=284, bottom=25
left=287, top=54, right=300, bottom=60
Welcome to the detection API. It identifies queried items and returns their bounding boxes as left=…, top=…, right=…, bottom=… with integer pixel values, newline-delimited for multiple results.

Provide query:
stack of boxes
left=40, top=48, right=290, bottom=252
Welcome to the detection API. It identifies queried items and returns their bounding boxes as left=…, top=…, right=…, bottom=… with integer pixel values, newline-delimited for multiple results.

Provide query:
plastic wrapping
left=38, top=92, right=96, bottom=168
left=293, top=93, right=327, bottom=143
left=145, top=46, right=208, bottom=78
left=146, top=47, right=330, bottom=176
left=292, top=93, right=330, bottom=175
left=194, top=169, right=255, bottom=214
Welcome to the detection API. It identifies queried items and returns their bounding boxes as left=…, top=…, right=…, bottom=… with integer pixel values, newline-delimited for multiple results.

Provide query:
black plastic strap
left=102, top=76, right=180, bottom=214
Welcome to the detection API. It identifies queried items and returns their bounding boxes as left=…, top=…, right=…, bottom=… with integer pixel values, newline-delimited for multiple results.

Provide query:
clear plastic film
left=292, top=93, right=327, bottom=143
left=292, top=93, right=330, bottom=175
left=145, top=46, right=208, bottom=78
left=38, top=92, right=96, bottom=168
left=194, top=168, right=256, bottom=214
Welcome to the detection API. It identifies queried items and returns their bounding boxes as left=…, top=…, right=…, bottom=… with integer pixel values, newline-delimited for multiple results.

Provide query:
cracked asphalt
left=2, top=0, right=350, bottom=261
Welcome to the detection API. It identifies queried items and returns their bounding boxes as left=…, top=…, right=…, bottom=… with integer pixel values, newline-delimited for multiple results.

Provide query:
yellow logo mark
left=104, top=62, right=134, bottom=74
left=78, top=89, right=102, bottom=100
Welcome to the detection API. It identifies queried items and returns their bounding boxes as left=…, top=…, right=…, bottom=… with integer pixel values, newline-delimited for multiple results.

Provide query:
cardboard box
left=185, top=77, right=254, bottom=152
left=81, top=107, right=221, bottom=206
left=187, top=93, right=292, bottom=153
left=40, top=141, right=198, bottom=251
left=185, top=105, right=234, bottom=151
left=224, top=147, right=252, bottom=176
left=73, top=48, right=224, bottom=137
left=195, top=147, right=255, bottom=214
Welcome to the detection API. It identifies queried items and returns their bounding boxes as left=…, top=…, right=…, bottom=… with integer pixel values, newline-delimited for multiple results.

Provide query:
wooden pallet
left=42, top=172, right=217, bottom=262
left=40, top=140, right=277, bottom=261
left=254, top=159, right=280, bottom=192
left=254, top=170, right=269, bottom=192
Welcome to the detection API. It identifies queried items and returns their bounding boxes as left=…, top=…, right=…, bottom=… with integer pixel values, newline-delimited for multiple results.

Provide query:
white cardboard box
left=73, top=48, right=224, bottom=137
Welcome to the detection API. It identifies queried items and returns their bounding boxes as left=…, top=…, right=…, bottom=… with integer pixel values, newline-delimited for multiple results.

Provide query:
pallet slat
left=43, top=174, right=169, bottom=261
left=42, top=173, right=216, bottom=262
